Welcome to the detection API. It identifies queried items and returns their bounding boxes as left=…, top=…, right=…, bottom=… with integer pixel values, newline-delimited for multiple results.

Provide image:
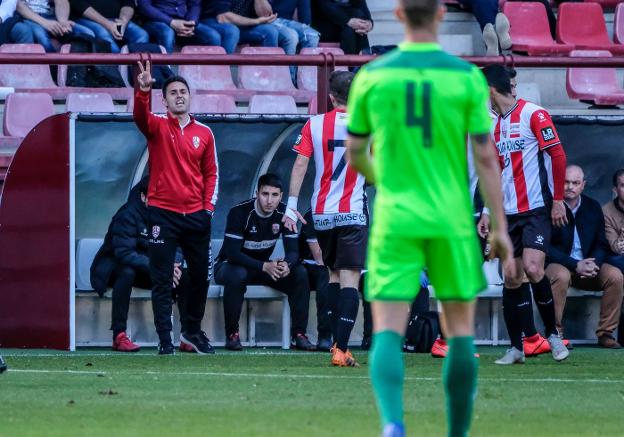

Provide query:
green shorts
left=366, top=228, right=486, bottom=302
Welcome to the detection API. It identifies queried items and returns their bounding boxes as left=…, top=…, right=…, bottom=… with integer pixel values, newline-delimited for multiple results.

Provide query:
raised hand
left=136, top=60, right=155, bottom=92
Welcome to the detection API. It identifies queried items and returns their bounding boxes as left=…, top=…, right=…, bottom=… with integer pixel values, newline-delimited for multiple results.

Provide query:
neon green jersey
left=348, top=42, right=492, bottom=237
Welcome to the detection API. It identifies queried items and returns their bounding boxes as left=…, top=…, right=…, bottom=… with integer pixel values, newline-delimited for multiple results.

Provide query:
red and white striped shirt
left=493, top=99, right=566, bottom=215
left=293, top=109, right=366, bottom=223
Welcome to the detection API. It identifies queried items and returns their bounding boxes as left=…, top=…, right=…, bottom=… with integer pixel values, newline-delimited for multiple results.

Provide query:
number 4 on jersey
left=406, top=81, right=432, bottom=148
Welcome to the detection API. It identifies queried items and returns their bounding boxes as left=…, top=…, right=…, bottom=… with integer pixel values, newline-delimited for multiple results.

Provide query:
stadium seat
left=0, top=44, right=58, bottom=90
left=248, top=95, right=298, bottom=114
left=190, top=94, right=237, bottom=114
left=239, top=47, right=314, bottom=102
left=66, top=92, right=116, bottom=113
left=557, top=3, right=624, bottom=54
left=178, top=46, right=238, bottom=92
left=307, top=97, right=318, bottom=114
left=615, top=3, right=624, bottom=44
left=297, top=47, right=347, bottom=91
left=126, top=91, right=168, bottom=113
left=583, top=0, right=624, bottom=8
left=566, top=50, right=624, bottom=105
left=504, top=2, right=574, bottom=55
left=3, top=92, right=54, bottom=138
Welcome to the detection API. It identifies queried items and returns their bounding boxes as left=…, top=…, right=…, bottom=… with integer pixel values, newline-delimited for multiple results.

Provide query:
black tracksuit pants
left=109, top=265, right=152, bottom=336
left=215, top=261, right=311, bottom=337
left=304, top=263, right=331, bottom=339
left=148, top=206, right=211, bottom=343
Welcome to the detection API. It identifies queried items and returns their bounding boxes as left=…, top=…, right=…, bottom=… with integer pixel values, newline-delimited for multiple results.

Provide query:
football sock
left=369, top=330, right=404, bottom=427
left=335, top=287, right=359, bottom=351
left=502, top=286, right=524, bottom=351
left=519, top=284, right=538, bottom=338
left=326, top=283, right=341, bottom=341
left=443, top=336, right=478, bottom=437
left=531, top=277, right=558, bottom=337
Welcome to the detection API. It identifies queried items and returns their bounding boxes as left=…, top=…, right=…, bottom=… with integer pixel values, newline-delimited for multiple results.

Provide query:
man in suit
left=545, top=165, right=624, bottom=348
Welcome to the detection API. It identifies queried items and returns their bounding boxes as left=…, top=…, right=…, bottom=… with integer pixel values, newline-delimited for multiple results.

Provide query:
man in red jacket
left=135, top=61, right=219, bottom=355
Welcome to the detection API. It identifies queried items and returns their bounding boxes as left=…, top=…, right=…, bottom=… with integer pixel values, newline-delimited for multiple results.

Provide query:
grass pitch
left=1, top=347, right=623, bottom=436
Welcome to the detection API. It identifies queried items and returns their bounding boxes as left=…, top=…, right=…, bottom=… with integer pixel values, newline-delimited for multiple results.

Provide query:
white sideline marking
left=1, top=351, right=316, bottom=358
left=7, top=369, right=624, bottom=384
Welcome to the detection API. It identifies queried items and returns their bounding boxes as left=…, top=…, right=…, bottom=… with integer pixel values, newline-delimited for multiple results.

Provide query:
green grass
left=1, top=347, right=623, bottom=436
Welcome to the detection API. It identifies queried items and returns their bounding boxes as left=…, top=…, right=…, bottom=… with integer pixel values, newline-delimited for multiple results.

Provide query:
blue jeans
left=4, top=19, right=32, bottom=44
left=238, top=23, right=278, bottom=47
left=199, top=18, right=240, bottom=54
left=143, top=20, right=233, bottom=54
left=21, top=14, right=94, bottom=52
left=272, top=18, right=319, bottom=54
left=75, top=19, right=149, bottom=53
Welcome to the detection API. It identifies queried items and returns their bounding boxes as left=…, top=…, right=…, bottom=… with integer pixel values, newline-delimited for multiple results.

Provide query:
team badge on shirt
left=152, top=226, right=160, bottom=238
left=272, top=224, right=281, bottom=235
left=192, top=136, right=200, bottom=149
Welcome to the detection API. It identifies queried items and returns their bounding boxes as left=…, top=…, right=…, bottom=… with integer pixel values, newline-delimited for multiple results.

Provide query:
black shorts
left=316, top=225, right=368, bottom=271
left=507, top=207, right=551, bottom=258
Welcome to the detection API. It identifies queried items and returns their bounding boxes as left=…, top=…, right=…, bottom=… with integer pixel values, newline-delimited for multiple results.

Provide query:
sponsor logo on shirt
left=535, top=234, right=544, bottom=245
left=250, top=226, right=257, bottom=233
left=313, top=213, right=368, bottom=231
left=496, top=139, right=526, bottom=154
left=541, top=127, right=555, bottom=142
left=243, top=239, right=278, bottom=250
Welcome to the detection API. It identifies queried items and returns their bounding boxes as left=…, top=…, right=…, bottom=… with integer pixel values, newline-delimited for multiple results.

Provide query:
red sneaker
left=524, top=333, right=550, bottom=357
left=431, top=338, right=448, bottom=358
left=179, top=341, right=195, bottom=353
left=112, top=332, right=140, bottom=352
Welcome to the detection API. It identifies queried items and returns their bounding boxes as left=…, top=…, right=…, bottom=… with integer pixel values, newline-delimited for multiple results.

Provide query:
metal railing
left=1, top=52, right=624, bottom=112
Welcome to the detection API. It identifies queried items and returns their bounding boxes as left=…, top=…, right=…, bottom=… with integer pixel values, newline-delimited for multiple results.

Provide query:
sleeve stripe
left=284, top=234, right=299, bottom=238
left=542, top=142, right=561, bottom=150
left=347, top=129, right=371, bottom=138
left=225, top=233, right=244, bottom=240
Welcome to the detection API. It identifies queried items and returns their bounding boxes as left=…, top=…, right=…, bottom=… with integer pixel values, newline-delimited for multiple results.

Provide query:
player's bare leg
left=329, top=268, right=362, bottom=366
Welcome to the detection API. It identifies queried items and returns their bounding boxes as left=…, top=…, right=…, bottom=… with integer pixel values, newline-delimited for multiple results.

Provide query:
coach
left=546, top=165, right=623, bottom=349
left=134, top=61, right=219, bottom=355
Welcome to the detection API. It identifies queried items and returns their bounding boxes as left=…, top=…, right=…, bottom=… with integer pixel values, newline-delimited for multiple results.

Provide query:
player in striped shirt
left=482, top=65, right=570, bottom=365
left=284, top=71, right=367, bottom=367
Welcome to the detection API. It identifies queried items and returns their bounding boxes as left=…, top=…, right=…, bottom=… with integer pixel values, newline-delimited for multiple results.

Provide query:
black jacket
left=313, top=0, right=372, bottom=26
left=547, top=194, right=609, bottom=271
left=90, top=183, right=150, bottom=295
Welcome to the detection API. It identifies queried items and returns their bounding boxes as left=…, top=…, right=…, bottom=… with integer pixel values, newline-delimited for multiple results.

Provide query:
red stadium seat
left=566, top=50, right=624, bottom=105
left=65, top=92, right=116, bottom=113
left=297, top=47, right=347, bottom=91
left=557, top=3, right=624, bottom=54
left=615, top=3, right=624, bottom=44
left=583, top=0, right=624, bottom=8
left=504, top=2, right=573, bottom=55
left=3, top=92, right=55, bottom=139
left=248, top=95, right=298, bottom=114
left=0, top=44, right=58, bottom=89
left=178, top=46, right=237, bottom=91
left=239, top=47, right=314, bottom=102
left=190, top=94, right=237, bottom=114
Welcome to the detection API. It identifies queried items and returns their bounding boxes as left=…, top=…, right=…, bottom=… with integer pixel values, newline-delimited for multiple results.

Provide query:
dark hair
left=613, top=169, right=624, bottom=187
left=400, top=0, right=439, bottom=28
left=257, top=173, right=283, bottom=191
left=162, top=75, right=190, bottom=95
left=481, top=65, right=512, bottom=95
left=506, top=66, right=517, bottom=79
left=329, top=71, right=354, bottom=105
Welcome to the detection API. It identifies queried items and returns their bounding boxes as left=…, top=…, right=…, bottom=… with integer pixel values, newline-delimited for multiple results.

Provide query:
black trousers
left=314, top=8, right=370, bottom=54
left=215, top=261, right=311, bottom=337
left=148, top=206, right=211, bottom=342
left=304, top=263, right=331, bottom=338
left=174, top=267, right=208, bottom=335
left=110, top=265, right=152, bottom=335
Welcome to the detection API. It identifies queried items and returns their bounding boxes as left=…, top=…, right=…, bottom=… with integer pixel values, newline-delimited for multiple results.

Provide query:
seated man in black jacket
left=545, top=165, right=624, bottom=349
left=312, top=0, right=372, bottom=54
left=91, top=178, right=187, bottom=352
left=214, top=173, right=315, bottom=351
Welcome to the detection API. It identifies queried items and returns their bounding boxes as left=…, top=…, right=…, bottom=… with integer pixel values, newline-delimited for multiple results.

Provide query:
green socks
left=443, top=336, right=478, bottom=437
left=369, top=330, right=405, bottom=427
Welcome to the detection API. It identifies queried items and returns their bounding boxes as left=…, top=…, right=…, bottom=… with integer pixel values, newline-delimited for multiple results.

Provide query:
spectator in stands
left=546, top=165, right=624, bottom=349
left=200, top=0, right=278, bottom=51
left=258, top=0, right=320, bottom=54
left=456, top=0, right=511, bottom=56
left=90, top=178, right=184, bottom=352
left=138, top=0, right=222, bottom=54
left=214, top=173, right=315, bottom=351
left=312, top=0, right=372, bottom=54
left=70, top=0, right=149, bottom=53
left=16, top=0, right=94, bottom=52
left=299, top=209, right=332, bottom=351
left=0, top=0, right=32, bottom=44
